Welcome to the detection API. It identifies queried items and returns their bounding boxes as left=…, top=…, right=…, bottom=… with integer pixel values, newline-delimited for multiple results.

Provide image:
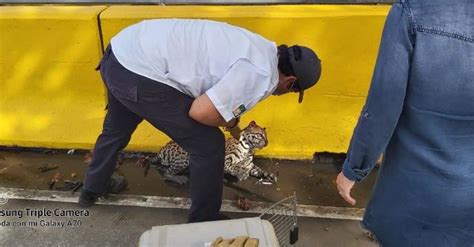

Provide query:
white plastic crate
left=139, top=217, right=279, bottom=247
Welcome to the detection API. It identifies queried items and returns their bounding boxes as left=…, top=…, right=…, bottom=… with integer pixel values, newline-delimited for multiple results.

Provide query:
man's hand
left=223, top=117, right=239, bottom=129
left=225, top=125, right=241, bottom=139
left=336, top=172, right=356, bottom=206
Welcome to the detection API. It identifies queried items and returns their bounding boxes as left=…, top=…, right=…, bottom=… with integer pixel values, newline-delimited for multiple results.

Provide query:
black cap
left=288, top=45, right=322, bottom=103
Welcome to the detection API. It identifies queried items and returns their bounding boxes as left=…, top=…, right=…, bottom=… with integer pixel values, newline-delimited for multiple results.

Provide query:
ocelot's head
left=241, top=121, right=268, bottom=149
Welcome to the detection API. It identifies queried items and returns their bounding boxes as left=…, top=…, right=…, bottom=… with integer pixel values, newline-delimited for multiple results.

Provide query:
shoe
left=106, top=175, right=128, bottom=195
left=78, top=175, right=128, bottom=207
left=78, top=189, right=100, bottom=207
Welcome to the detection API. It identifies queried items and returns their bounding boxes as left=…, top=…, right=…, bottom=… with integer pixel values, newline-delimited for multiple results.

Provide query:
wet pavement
left=0, top=150, right=379, bottom=208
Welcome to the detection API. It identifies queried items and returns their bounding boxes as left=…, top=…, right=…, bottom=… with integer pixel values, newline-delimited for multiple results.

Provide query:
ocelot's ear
left=249, top=120, right=256, bottom=127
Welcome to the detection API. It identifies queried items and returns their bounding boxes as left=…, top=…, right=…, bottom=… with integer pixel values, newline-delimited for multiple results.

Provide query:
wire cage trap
left=259, top=193, right=299, bottom=247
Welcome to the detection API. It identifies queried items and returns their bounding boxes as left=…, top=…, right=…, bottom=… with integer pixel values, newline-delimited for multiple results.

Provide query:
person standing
left=336, top=0, right=474, bottom=246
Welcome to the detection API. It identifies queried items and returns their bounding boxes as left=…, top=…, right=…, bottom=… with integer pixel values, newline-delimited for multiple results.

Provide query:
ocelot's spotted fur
left=148, top=121, right=277, bottom=185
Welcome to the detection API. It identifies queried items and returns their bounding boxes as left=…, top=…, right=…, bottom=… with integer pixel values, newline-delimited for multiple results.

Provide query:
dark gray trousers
left=83, top=46, right=225, bottom=222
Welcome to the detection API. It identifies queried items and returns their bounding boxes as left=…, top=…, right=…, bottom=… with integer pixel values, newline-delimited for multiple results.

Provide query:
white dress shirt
left=111, top=19, right=279, bottom=121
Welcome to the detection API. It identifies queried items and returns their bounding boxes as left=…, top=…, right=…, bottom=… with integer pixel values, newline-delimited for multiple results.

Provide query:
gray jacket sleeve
left=342, top=3, right=415, bottom=182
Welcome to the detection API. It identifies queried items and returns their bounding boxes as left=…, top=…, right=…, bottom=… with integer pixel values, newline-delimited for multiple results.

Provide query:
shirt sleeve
left=342, top=3, right=415, bottom=182
left=206, top=59, right=276, bottom=122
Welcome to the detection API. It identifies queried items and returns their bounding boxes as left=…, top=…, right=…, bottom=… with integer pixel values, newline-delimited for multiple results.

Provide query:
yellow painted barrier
left=100, top=5, right=391, bottom=158
left=0, top=6, right=107, bottom=149
left=0, top=5, right=390, bottom=159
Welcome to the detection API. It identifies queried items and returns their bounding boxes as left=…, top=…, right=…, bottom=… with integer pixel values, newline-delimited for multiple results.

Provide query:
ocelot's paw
left=261, top=172, right=277, bottom=183
left=163, top=174, right=189, bottom=186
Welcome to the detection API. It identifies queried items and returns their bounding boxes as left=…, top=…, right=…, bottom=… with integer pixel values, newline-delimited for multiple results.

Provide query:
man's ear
left=286, top=76, right=297, bottom=84
left=280, top=75, right=297, bottom=88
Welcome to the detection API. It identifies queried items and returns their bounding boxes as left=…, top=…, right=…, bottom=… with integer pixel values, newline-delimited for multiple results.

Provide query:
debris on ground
left=48, top=172, right=63, bottom=190
left=84, top=152, right=92, bottom=164
left=71, top=172, right=77, bottom=178
left=324, top=227, right=329, bottom=232
left=37, top=164, right=59, bottom=173
left=233, top=195, right=251, bottom=211
left=143, top=162, right=151, bottom=177
left=55, top=180, right=83, bottom=194
left=52, top=172, right=63, bottom=182
left=67, top=149, right=75, bottom=155
left=71, top=181, right=83, bottom=193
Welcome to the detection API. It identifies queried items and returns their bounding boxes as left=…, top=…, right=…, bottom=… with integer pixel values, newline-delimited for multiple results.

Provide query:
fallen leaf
left=233, top=195, right=251, bottom=211
left=52, top=172, right=63, bottom=183
left=84, top=152, right=92, bottom=164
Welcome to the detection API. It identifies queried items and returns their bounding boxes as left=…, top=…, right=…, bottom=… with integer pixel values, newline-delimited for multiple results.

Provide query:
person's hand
left=336, top=172, right=356, bottom=206
left=226, top=117, right=240, bottom=129
left=224, top=117, right=241, bottom=139
left=225, top=125, right=241, bottom=139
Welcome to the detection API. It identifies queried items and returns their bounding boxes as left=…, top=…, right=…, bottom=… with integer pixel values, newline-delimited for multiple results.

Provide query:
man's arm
left=189, top=94, right=238, bottom=128
left=192, top=59, right=273, bottom=129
